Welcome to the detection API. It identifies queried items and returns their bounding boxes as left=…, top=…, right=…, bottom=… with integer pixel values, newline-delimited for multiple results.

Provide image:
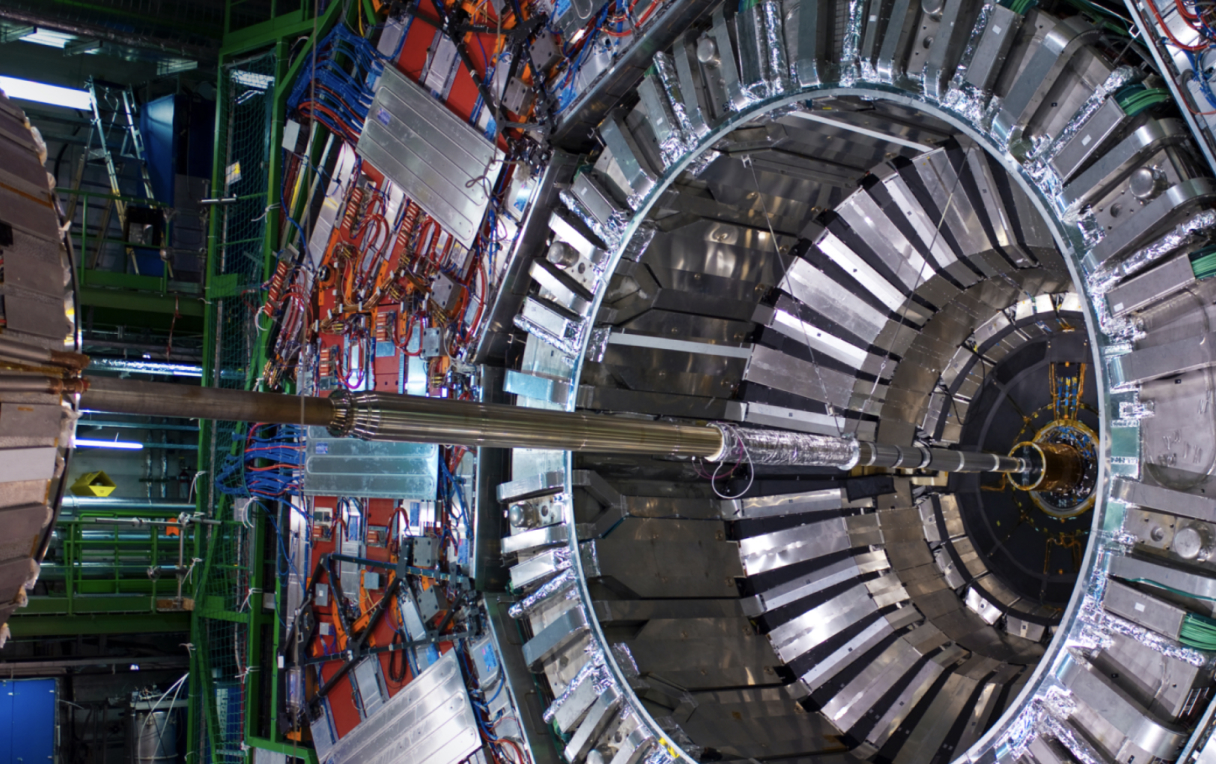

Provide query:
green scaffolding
left=191, top=3, right=346, bottom=760
left=192, top=47, right=277, bottom=764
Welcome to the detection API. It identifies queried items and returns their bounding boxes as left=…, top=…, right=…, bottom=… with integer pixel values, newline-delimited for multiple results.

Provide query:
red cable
left=1146, top=0, right=1209, bottom=51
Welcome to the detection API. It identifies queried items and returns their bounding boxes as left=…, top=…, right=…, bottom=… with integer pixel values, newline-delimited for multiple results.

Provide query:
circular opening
left=562, top=92, right=1102, bottom=763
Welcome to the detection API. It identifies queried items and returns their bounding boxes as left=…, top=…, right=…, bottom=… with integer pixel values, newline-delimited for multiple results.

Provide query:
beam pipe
left=77, top=377, right=1026, bottom=473
left=328, top=390, right=723, bottom=457
left=81, top=376, right=334, bottom=427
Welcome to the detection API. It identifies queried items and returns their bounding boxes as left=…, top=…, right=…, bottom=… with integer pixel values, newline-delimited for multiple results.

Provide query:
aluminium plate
left=319, top=649, right=482, bottom=764
left=303, top=426, right=438, bottom=499
left=357, top=64, right=503, bottom=248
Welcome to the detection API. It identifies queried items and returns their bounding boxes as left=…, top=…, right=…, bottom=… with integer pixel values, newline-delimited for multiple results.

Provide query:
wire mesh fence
left=194, top=47, right=278, bottom=764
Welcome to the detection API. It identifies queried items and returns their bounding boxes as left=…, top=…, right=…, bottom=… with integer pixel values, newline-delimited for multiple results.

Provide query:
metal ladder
left=71, top=78, right=158, bottom=273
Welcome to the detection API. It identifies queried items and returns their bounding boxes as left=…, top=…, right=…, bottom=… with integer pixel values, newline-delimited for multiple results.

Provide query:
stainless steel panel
left=965, top=148, right=1034, bottom=267
left=637, top=74, right=684, bottom=167
left=606, top=331, right=751, bottom=358
left=549, top=675, right=599, bottom=734
left=609, top=728, right=653, bottom=764
left=815, top=230, right=920, bottom=318
left=498, top=469, right=564, bottom=502
left=565, top=687, right=621, bottom=761
left=1110, top=330, right=1216, bottom=386
left=1062, top=119, right=1191, bottom=209
left=758, top=553, right=888, bottom=613
left=799, top=607, right=921, bottom=692
left=878, top=170, right=976, bottom=285
left=1109, top=554, right=1216, bottom=601
left=822, top=636, right=920, bottom=731
left=921, top=0, right=976, bottom=99
left=1107, top=256, right=1196, bottom=318
left=514, top=296, right=585, bottom=356
left=890, top=667, right=982, bottom=764
left=876, top=0, right=918, bottom=82
left=791, top=0, right=827, bottom=86
left=1090, top=630, right=1203, bottom=720
left=1059, top=653, right=1188, bottom=759
left=599, top=113, right=658, bottom=199
left=502, top=524, right=569, bottom=555
left=992, top=16, right=1098, bottom=145
left=523, top=606, right=589, bottom=667
left=735, top=2, right=766, bottom=94
left=745, top=344, right=884, bottom=415
left=570, top=171, right=625, bottom=231
left=866, top=646, right=963, bottom=748
left=351, top=656, right=389, bottom=719
left=549, top=210, right=602, bottom=259
left=504, top=369, right=573, bottom=406
left=723, top=487, right=844, bottom=519
left=1085, top=178, right=1216, bottom=270
left=962, top=5, right=1021, bottom=92
left=769, top=583, right=880, bottom=663
left=529, top=260, right=593, bottom=316
left=835, top=191, right=934, bottom=293
left=319, top=649, right=481, bottom=764
left=766, top=307, right=884, bottom=374
left=1111, top=476, right=1216, bottom=523
left=910, top=150, right=993, bottom=266
left=1050, top=98, right=1129, bottom=182
left=672, top=34, right=712, bottom=136
left=357, top=65, right=503, bottom=248
left=738, top=515, right=851, bottom=575
left=743, top=401, right=877, bottom=440
left=510, top=549, right=570, bottom=589
left=1025, top=736, right=1072, bottom=764
left=780, top=258, right=889, bottom=343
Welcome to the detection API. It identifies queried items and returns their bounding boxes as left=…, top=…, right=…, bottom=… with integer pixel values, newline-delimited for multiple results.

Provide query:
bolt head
left=1175, top=526, right=1207, bottom=559
left=1129, top=167, right=1162, bottom=201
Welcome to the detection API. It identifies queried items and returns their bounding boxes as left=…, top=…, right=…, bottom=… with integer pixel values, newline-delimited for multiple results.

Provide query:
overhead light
left=0, top=76, right=92, bottom=110
left=20, top=28, right=76, bottom=48
left=64, top=38, right=101, bottom=56
left=76, top=438, right=144, bottom=450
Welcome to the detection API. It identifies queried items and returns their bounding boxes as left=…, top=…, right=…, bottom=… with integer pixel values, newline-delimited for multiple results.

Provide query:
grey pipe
left=60, top=497, right=193, bottom=512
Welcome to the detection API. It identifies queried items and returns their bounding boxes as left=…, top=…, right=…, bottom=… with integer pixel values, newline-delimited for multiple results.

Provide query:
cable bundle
left=1180, top=611, right=1216, bottom=649
left=1114, top=83, right=1172, bottom=115
left=215, top=423, right=307, bottom=498
left=287, top=22, right=390, bottom=143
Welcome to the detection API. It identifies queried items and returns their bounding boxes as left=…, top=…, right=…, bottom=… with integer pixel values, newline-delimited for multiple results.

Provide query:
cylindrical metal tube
left=856, top=442, right=1026, bottom=473
left=60, top=497, right=194, bottom=512
left=1010, top=441, right=1083, bottom=492
left=75, top=377, right=1027, bottom=474
left=80, top=377, right=334, bottom=427
left=327, top=390, right=724, bottom=457
left=0, top=336, right=89, bottom=371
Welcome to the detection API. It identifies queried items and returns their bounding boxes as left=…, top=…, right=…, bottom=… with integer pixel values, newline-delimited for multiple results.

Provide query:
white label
left=992, top=24, right=1002, bottom=35
left=870, top=14, right=878, bottom=21
left=1134, top=602, right=1146, bottom=612
left=1081, top=133, right=1092, bottom=146
left=1113, top=302, right=1124, bottom=312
